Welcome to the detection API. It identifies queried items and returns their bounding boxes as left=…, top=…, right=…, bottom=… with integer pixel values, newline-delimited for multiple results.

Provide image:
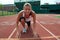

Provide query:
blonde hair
left=23, top=3, right=32, bottom=8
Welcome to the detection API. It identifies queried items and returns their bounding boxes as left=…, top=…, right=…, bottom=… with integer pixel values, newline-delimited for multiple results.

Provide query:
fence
left=0, top=11, right=18, bottom=16
left=0, top=4, right=18, bottom=16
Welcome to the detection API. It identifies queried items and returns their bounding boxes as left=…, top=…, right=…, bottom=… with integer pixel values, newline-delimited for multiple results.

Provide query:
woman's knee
left=20, top=19, right=25, bottom=23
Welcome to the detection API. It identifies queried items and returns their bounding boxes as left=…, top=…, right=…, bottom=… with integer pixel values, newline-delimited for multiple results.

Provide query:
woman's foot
left=22, top=28, right=26, bottom=33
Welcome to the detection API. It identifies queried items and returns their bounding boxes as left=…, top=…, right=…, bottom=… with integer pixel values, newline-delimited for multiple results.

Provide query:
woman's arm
left=31, top=10, right=36, bottom=27
left=16, top=11, right=23, bottom=27
left=16, top=11, right=23, bottom=37
left=31, top=10, right=38, bottom=37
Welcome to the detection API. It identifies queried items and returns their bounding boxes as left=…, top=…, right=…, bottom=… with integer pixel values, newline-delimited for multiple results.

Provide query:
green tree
left=0, top=4, right=3, bottom=16
left=0, top=4, right=2, bottom=9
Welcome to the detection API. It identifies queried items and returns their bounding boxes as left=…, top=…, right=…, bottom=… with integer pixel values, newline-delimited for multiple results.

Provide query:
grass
left=55, top=16, right=60, bottom=18
left=0, top=11, right=17, bottom=16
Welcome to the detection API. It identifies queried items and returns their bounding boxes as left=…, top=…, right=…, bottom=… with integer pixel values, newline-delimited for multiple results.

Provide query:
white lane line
left=40, top=21, right=55, bottom=24
left=36, top=21, right=60, bottom=40
left=0, top=21, right=15, bottom=25
left=7, top=22, right=33, bottom=40
left=7, top=20, right=60, bottom=40
left=8, top=28, right=16, bottom=40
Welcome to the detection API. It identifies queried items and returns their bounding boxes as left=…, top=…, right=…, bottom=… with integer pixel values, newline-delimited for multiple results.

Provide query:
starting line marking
left=0, top=36, right=60, bottom=40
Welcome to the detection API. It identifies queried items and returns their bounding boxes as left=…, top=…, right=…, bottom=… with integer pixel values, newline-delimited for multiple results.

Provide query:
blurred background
left=0, top=0, right=60, bottom=16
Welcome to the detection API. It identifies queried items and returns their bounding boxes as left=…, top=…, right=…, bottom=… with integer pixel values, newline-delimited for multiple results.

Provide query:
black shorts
left=19, top=17, right=31, bottom=27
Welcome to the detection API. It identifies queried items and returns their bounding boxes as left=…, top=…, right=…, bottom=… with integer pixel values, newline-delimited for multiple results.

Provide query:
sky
left=0, top=0, right=60, bottom=5
left=0, top=0, right=14, bottom=4
left=41, top=0, right=60, bottom=4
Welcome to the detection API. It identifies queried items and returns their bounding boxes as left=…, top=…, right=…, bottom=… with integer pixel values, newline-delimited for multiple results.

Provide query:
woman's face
left=24, top=6, right=31, bottom=13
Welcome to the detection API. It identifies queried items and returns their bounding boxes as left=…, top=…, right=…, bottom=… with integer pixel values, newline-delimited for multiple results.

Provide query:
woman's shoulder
left=31, top=10, right=36, bottom=15
left=31, top=10, right=35, bottom=13
left=18, top=10, right=24, bottom=14
left=19, top=10, right=24, bottom=13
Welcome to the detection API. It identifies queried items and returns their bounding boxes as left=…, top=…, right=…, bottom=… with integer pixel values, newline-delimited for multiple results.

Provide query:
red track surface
left=0, top=14, right=60, bottom=40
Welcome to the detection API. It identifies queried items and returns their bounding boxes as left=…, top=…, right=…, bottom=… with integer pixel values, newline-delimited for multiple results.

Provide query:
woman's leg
left=20, top=19, right=25, bottom=28
left=26, top=21, right=31, bottom=28
left=26, top=21, right=31, bottom=31
left=20, top=18, right=26, bottom=33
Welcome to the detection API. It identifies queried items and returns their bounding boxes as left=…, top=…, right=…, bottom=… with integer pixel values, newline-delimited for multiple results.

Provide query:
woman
left=16, top=3, right=36, bottom=35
